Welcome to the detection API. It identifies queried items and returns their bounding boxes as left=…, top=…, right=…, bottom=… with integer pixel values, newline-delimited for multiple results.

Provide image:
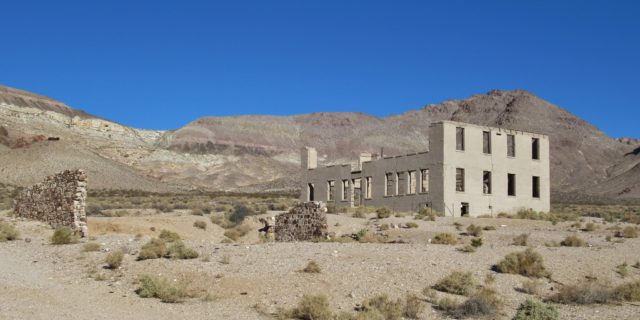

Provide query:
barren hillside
left=1, top=84, right=638, bottom=200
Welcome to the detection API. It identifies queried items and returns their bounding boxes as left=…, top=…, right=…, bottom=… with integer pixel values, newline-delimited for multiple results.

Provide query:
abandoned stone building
left=300, top=121, right=550, bottom=217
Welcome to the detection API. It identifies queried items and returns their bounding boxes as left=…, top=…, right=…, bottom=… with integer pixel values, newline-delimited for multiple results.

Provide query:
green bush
left=471, top=238, right=483, bottom=247
left=495, top=249, right=550, bottom=278
left=138, top=238, right=167, bottom=260
left=229, top=203, right=256, bottom=225
left=51, top=226, right=78, bottom=245
left=376, top=207, right=392, bottom=219
left=0, top=221, right=19, bottom=241
left=513, top=299, right=559, bottom=320
left=166, top=241, right=199, bottom=259
left=105, top=250, right=124, bottom=269
left=432, top=233, right=457, bottom=245
left=434, top=271, right=476, bottom=296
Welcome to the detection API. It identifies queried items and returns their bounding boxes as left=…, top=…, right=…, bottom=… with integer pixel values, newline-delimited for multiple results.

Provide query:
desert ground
left=1, top=198, right=639, bottom=320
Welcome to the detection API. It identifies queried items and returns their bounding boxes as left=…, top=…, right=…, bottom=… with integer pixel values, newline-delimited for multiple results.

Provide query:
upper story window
left=420, top=169, right=429, bottom=193
left=327, top=180, right=335, bottom=201
left=483, top=131, right=491, bottom=154
left=532, top=138, right=540, bottom=160
left=507, top=134, right=516, bottom=157
left=456, top=168, right=465, bottom=192
left=456, top=127, right=465, bottom=151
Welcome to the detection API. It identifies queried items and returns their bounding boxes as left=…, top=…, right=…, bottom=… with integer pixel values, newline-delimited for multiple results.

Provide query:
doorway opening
left=460, top=202, right=469, bottom=217
left=308, top=183, right=315, bottom=201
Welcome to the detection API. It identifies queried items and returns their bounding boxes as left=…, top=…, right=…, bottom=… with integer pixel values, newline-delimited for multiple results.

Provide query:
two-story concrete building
left=300, top=120, right=550, bottom=217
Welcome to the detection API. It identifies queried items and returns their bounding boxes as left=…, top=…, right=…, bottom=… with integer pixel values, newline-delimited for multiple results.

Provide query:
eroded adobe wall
left=275, top=202, right=327, bottom=242
left=13, top=169, right=88, bottom=236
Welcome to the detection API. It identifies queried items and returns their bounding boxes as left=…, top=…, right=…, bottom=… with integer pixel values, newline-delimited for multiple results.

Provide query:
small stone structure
left=14, top=169, right=88, bottom=237
left=274, top=201, right=327, bottom=242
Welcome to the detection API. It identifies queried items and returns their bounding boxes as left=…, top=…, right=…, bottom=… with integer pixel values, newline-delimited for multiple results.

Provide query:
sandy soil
left=1, top=210, right=639, bottom=320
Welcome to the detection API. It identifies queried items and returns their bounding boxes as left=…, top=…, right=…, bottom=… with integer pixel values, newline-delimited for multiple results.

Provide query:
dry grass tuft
left=158, top=230, right=181, bottom=242
left=193, top=220, right=207, bottom=230
left=138, top=238, right=167, bottom=260
left=520, top=279, right=543, bottom=295
left=495, top=249, right=550, bottom=278
left=302, top=260, right=322, bottom=273
left=432, top=233, right=457, bottom=245
left=0, top=221, right=19, bottom=241
left=466, top=224, right=483, bottom=237
left=165, top=240, right=199, bottom=259
left=376, top=207, right=392, bottom=219
left=224, top=224, right=252, bottom=241
left=280, top=294, right=333, bottom=320
left=137, top=274, right=195, bottom=303
left=615, top=226, right=638, bottom=238
left=82, top=242, right=101, bottom=252
left=51, top=226, right=78, bottom=245
left=560, top=235, right=586, bottom=247
left=105, top=250, right=124, bottom=269
left=433, top=271, right=477, bottom=296
left=513, top=299, right=559, bottom=320
left=513, top=233, right=529, bottom=246
left=443, top=288, right=502, bottom=318
left=405, top=222, right=418, bottom=229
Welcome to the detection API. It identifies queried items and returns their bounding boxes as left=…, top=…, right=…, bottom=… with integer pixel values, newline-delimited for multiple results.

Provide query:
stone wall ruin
left=274, top=201, right=327, bottom=241
left=13, top=169, right=88, bottom=237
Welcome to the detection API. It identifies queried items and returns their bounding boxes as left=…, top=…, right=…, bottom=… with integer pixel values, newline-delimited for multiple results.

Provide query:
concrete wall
left=438, top=121, right=550, bottom=216
left=299, top=120, right=550, bottom=216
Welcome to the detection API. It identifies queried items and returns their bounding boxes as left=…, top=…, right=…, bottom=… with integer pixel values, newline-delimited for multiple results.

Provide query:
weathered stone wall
left=13, top=169, right=88, bottom=236
left=275, top=202, right=327, bottom=242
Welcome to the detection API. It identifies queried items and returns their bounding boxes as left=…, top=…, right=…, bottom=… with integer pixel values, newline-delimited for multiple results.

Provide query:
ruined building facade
left=300, top=121, right=550, bottom=217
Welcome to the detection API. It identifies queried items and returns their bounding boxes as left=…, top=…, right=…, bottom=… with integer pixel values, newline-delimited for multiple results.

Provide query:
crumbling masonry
left=274, top=202, right=328, bottom=242
left=14, top=169, right=88, bottom=237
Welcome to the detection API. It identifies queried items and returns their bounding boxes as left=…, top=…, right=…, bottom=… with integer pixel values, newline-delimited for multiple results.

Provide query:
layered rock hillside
left=1, top=84, right=638, bottom=201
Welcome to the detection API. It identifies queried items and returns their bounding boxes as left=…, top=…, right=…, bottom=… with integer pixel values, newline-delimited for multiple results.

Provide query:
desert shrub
left=152, top=202, right=172, bottom=213
left=436, top=297, right=460, bottom=312
left=326, top=202, right=336, bottom=214
left=549, top=281, right=615, bottom=304
left=616, top=262, right=629, bottom=278
left=403, top=293, right=424, bottom=319
left=416, top=208, right=439, bottom=221
left=483, top=225, right=496, bottom=231
left=466, top=224, right=483, bottom=237
left=453, top=222, right=463, bottom=231
left=224, top=224, right=252, bottom=241
left=471, top=237, right=483, bottom=247
left=434, top=271, right=476, bottom=296
left=614, top=280, right=640, bottom=301
left=584, top=222, right=597, bottom=232
left=229, top=203, right=256, bottom=225
left=376, top=207, right=392, bottom=219
left=285, top=294, right=333, bottom=320
left=379, top=223, right=389, bottom=231
left=0, top=221, right=19, bottom=241
left=484, top=273, right=496, bottom=286
left=513, top=299, right=559, bottom=320
left=495, top=249, right=550, bottom=278
left=105, top=250, right=124, bottom=269
left=513, top=233, right=529, bottom=246
left=432, top=233, right=457, bottom=245
left=361, top=294, right=404, bottom=320
left=210, top=214, right=233, bottom=228
left=405, top=222, right=418, bottom=229
left=560, top=235, right=585, bottom=247
left=191, top=207, right=205, bottom=216
left=633, top=261, right=640, bottom=269
left=303, top=260, right=321, bottom=273
left=137, top=274, right=191, bottom=303
left=615, top=226, right=638, bottom=238
left=166, top=241, right=199, bottom=259
left=138, top=238, right=167, bottom=260
left=446, top=288, right=501, bottom=318
left=352, top=209, right=366, bottom=219
left=521, top=279, right=543, bottom=295
left=51, top=226, right=78, bottom=245
left=193, top=220, right=207, bottom=230
left=82, top=242, right=101, bottom=252
left=158, top=230, right=181, bottom=242
left=457, top=245, right=476, bottom=253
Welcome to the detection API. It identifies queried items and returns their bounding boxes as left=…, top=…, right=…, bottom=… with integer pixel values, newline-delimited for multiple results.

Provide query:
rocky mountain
left=0, top=84, right=638, bottom=201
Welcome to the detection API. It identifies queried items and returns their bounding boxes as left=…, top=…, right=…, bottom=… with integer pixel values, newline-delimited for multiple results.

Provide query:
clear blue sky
left=1, top=1, right=638, bottom=137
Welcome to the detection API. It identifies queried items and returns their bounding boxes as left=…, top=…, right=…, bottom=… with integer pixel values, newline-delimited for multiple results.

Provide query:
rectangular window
left=327, top=180, right=335, bottom=201
left=532, top=138, right=540, bottom=160
left=408, top=171, right=416, bottom=194
left=456, top=168, right=465, bottom=192
left=342, top=179, right=349, bottom=201
left=420, top=169, right=429, bottom=193
left=483, top=171, right=492, bottom=194
left=483, top=131, right=491, bottom=154
left=508, top=173, right=516, bottom=196
left=532, top=176, right=540, bottom=198
left=365, top=176, right=372, bottom=199
left=507, top=134, right=516, bottom=157
left=456, top=127, right=465, bottom=151
left=385, top=173, right=394, bottom=196
left=396, top=172, right=406, bottom=195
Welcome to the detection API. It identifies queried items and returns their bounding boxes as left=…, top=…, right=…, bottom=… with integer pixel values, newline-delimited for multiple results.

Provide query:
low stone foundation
left=274, top=202, right=327, bottom=242
left=13, top=169, right=88, bottom=237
